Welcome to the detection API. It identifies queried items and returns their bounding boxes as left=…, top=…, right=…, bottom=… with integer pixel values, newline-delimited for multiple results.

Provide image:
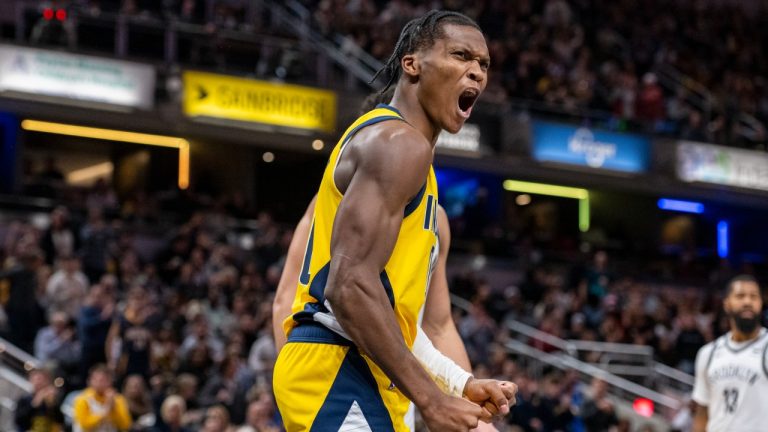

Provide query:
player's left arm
left=272, top=196, right=316, bottom=352
left=421, top=206, right=514, bottom=429
left=422, top=205, right=471, bottom=370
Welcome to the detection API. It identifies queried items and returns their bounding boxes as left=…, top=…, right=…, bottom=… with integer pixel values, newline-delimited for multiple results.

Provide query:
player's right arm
left=324, top=124, right=487, bottom=432
left=692, top=403, right=708, bottom=432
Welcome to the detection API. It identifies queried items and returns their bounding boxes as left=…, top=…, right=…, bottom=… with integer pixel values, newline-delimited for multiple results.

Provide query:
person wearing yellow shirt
left=72, top=365, right=132, bottom=432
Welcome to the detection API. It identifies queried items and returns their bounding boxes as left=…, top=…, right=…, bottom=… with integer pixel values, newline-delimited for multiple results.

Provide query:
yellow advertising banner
left=183, top=71, right=336, bottom=133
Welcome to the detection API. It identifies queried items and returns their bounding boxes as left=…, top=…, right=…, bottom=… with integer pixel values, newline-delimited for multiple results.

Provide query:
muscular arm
left=324, top=125, right=481, bottom=425
left=272, top=196, right=316, bottom=352
left=692, top=403, right=708, bottom=432
left=422, top=205, right=471, bottom=370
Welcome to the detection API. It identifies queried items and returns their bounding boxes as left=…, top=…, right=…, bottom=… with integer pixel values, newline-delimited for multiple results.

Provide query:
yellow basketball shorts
left=273, top=323, right=411, bottom=431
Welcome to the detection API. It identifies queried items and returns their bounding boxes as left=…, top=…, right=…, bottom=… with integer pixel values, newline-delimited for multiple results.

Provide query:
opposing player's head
left=723, top=275, right=763, bottom=334
left=372, top=10, right=489, bottom=134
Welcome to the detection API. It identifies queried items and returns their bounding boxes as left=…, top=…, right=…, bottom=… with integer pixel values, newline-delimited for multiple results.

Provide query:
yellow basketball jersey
left=284, top=104, right=439, bottom=349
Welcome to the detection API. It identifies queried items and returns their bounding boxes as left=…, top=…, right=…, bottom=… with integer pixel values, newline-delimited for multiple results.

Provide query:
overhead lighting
left=312, top=139, right=324, bottom=151
left=717, top=221, right=729, bottom=258
left=262, top=152, right=275, bottom=163
left=21, top=119, right=190, bottom=190
left=515, top=194, right=531, bottom=206
left=503, top=179, right=588, bottom=199
left=657, top=198, right=704, bottom=214
left=503, top=179, right=590, bottom=232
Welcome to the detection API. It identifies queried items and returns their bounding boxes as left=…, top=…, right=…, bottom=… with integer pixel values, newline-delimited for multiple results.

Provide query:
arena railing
left=0, top=337, right=37, bottom=431
left=451, top=294, right=694, bottom=396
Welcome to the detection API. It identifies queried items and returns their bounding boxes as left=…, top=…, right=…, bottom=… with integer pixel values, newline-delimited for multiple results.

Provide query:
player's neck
left=389, top=89, right=440, bottom=145
left=730, top=326, right=763, bottom=343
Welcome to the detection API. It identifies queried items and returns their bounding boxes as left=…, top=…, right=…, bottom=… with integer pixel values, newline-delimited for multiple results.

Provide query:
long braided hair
left=370, top=10, right=481, bottom=93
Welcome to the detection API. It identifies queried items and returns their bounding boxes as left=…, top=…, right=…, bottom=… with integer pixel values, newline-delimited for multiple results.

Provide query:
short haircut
left=725, top=274, right=761, bottom=297
left=371, top=10, right=481, bottom=93
left=88, top=363, right=112, bottom=379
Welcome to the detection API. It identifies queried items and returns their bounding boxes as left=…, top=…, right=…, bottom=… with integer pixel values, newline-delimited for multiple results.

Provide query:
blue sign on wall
left=531, top=121, right=650, bottom=173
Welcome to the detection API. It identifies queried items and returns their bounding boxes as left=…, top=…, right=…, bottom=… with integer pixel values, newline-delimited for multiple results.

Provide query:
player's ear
left=401, top=54, right=419, bottom=82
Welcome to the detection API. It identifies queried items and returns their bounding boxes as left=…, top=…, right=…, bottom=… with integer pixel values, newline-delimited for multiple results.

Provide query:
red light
left=633, top=398, right=654, bottom=418
left=56, top=9, right=67, bottom=21
left=43, top=8, right=53, bottom=20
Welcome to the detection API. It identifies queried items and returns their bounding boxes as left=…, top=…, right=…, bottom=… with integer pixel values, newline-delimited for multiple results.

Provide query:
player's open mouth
left=458, top=88, right=479, bottom=119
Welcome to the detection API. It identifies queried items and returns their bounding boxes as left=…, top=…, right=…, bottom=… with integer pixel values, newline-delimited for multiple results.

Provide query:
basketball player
left=692, top=275, right=768, bottom=432
left=272, top=10, right=515, bottom=432
left=273, top=200, right=499, bottom=432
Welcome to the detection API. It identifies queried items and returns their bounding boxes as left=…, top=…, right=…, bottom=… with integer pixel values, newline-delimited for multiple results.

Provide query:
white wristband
left=412, top=326, right=473, bottom=397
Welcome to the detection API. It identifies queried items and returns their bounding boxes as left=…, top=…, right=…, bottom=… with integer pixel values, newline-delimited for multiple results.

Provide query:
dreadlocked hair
left=370, top=10, right=481, bottom=93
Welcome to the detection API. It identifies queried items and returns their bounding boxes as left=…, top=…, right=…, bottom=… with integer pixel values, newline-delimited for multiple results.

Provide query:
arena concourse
left=0, top=1, right=767, bottom=431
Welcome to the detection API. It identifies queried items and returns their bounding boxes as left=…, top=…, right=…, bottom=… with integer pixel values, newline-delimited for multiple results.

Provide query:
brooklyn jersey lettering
left=283, top=104, right=439, bottom=349
left=692, top=328, right=768, bottom=432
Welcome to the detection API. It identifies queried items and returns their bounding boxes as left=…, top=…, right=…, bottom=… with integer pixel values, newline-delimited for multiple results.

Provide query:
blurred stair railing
left=0, top=337, right=37, bottom=432
left=451, top=294, right=693, bottom=399
left=257, top=0, right=384, bottom=90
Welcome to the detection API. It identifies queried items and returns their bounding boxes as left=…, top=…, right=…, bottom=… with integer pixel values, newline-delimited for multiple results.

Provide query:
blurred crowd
left=2, top=179, right=287, bottom=431
left=18, top=0, right=768, bottom=148
left=309, top=0, right=768, bottom=148
left=3, top=171, right=756, bottom=432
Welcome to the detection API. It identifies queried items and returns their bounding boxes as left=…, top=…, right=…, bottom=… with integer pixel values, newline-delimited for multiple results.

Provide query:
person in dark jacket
left=14, top=368, right=64, bottom=432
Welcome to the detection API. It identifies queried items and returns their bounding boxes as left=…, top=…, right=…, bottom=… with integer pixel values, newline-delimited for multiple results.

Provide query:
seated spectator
left=14, top=368, right=64, bottom=432
left=34, top=310, right=80, bottom=366
left=122, top=374, right=153, bottom=422
left=201, top=405, right=233, bottom=432
left=72, top=365, right=132, bottom=432
left=150, top=395, right=191, bottom=432
left=581, top=378, right=619, bottom=432
left=236, top=390, right=280, bottom=432
left=199, top=354, right=255, bottom=424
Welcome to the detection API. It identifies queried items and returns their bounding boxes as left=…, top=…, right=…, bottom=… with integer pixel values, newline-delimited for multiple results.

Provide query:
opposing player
left=273, top=10, right=514, bottom=432
left=692, top=275, right=768, bottom=432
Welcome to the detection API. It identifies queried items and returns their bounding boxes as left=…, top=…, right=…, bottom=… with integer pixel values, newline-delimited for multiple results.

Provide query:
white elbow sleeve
left=412, top=327, right=472, bottom=397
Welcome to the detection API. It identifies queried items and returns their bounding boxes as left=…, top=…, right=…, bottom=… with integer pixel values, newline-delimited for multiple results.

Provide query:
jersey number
left=299, top=222, right=315, bottom=285
left=723, top=388, right=739, bottom=414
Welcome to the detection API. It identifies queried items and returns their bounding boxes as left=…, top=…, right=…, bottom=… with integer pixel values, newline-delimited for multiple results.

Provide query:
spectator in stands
left=121, top=374, right=153, bottom=423
left=150, top=395, right=191, bottom=432
left=34, top=310, right=80, bottom=366
left=72, top=365, right=132, bottom=432
left=674, top=313, right=706, bottom=375
left=2, top=249, right=46, bottom=353
left=201, top=405, right=232, bottom=432
left=680, top=110, right=709, bottom=143
left=247, top=318, right=276, bottom=387
left=636, top=72, right=666, bottom=125
left=199, top=354, right=254, bottom=424
left=180, top=314, right=225, bottom=364
left=79, top=207, right=115, bottom=283
left=77, top=284, right=115, bottom=380
left=107, top=286, right=159, bottom=381
left=45, top=255, right=89, bottom=319
left=40, top=206, right=77, bottom=265
left=14, top=368, right=64, bottom=432
left=236, top=391, right=280, bottom=432
left=581, top=377, right=619, bottom=432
